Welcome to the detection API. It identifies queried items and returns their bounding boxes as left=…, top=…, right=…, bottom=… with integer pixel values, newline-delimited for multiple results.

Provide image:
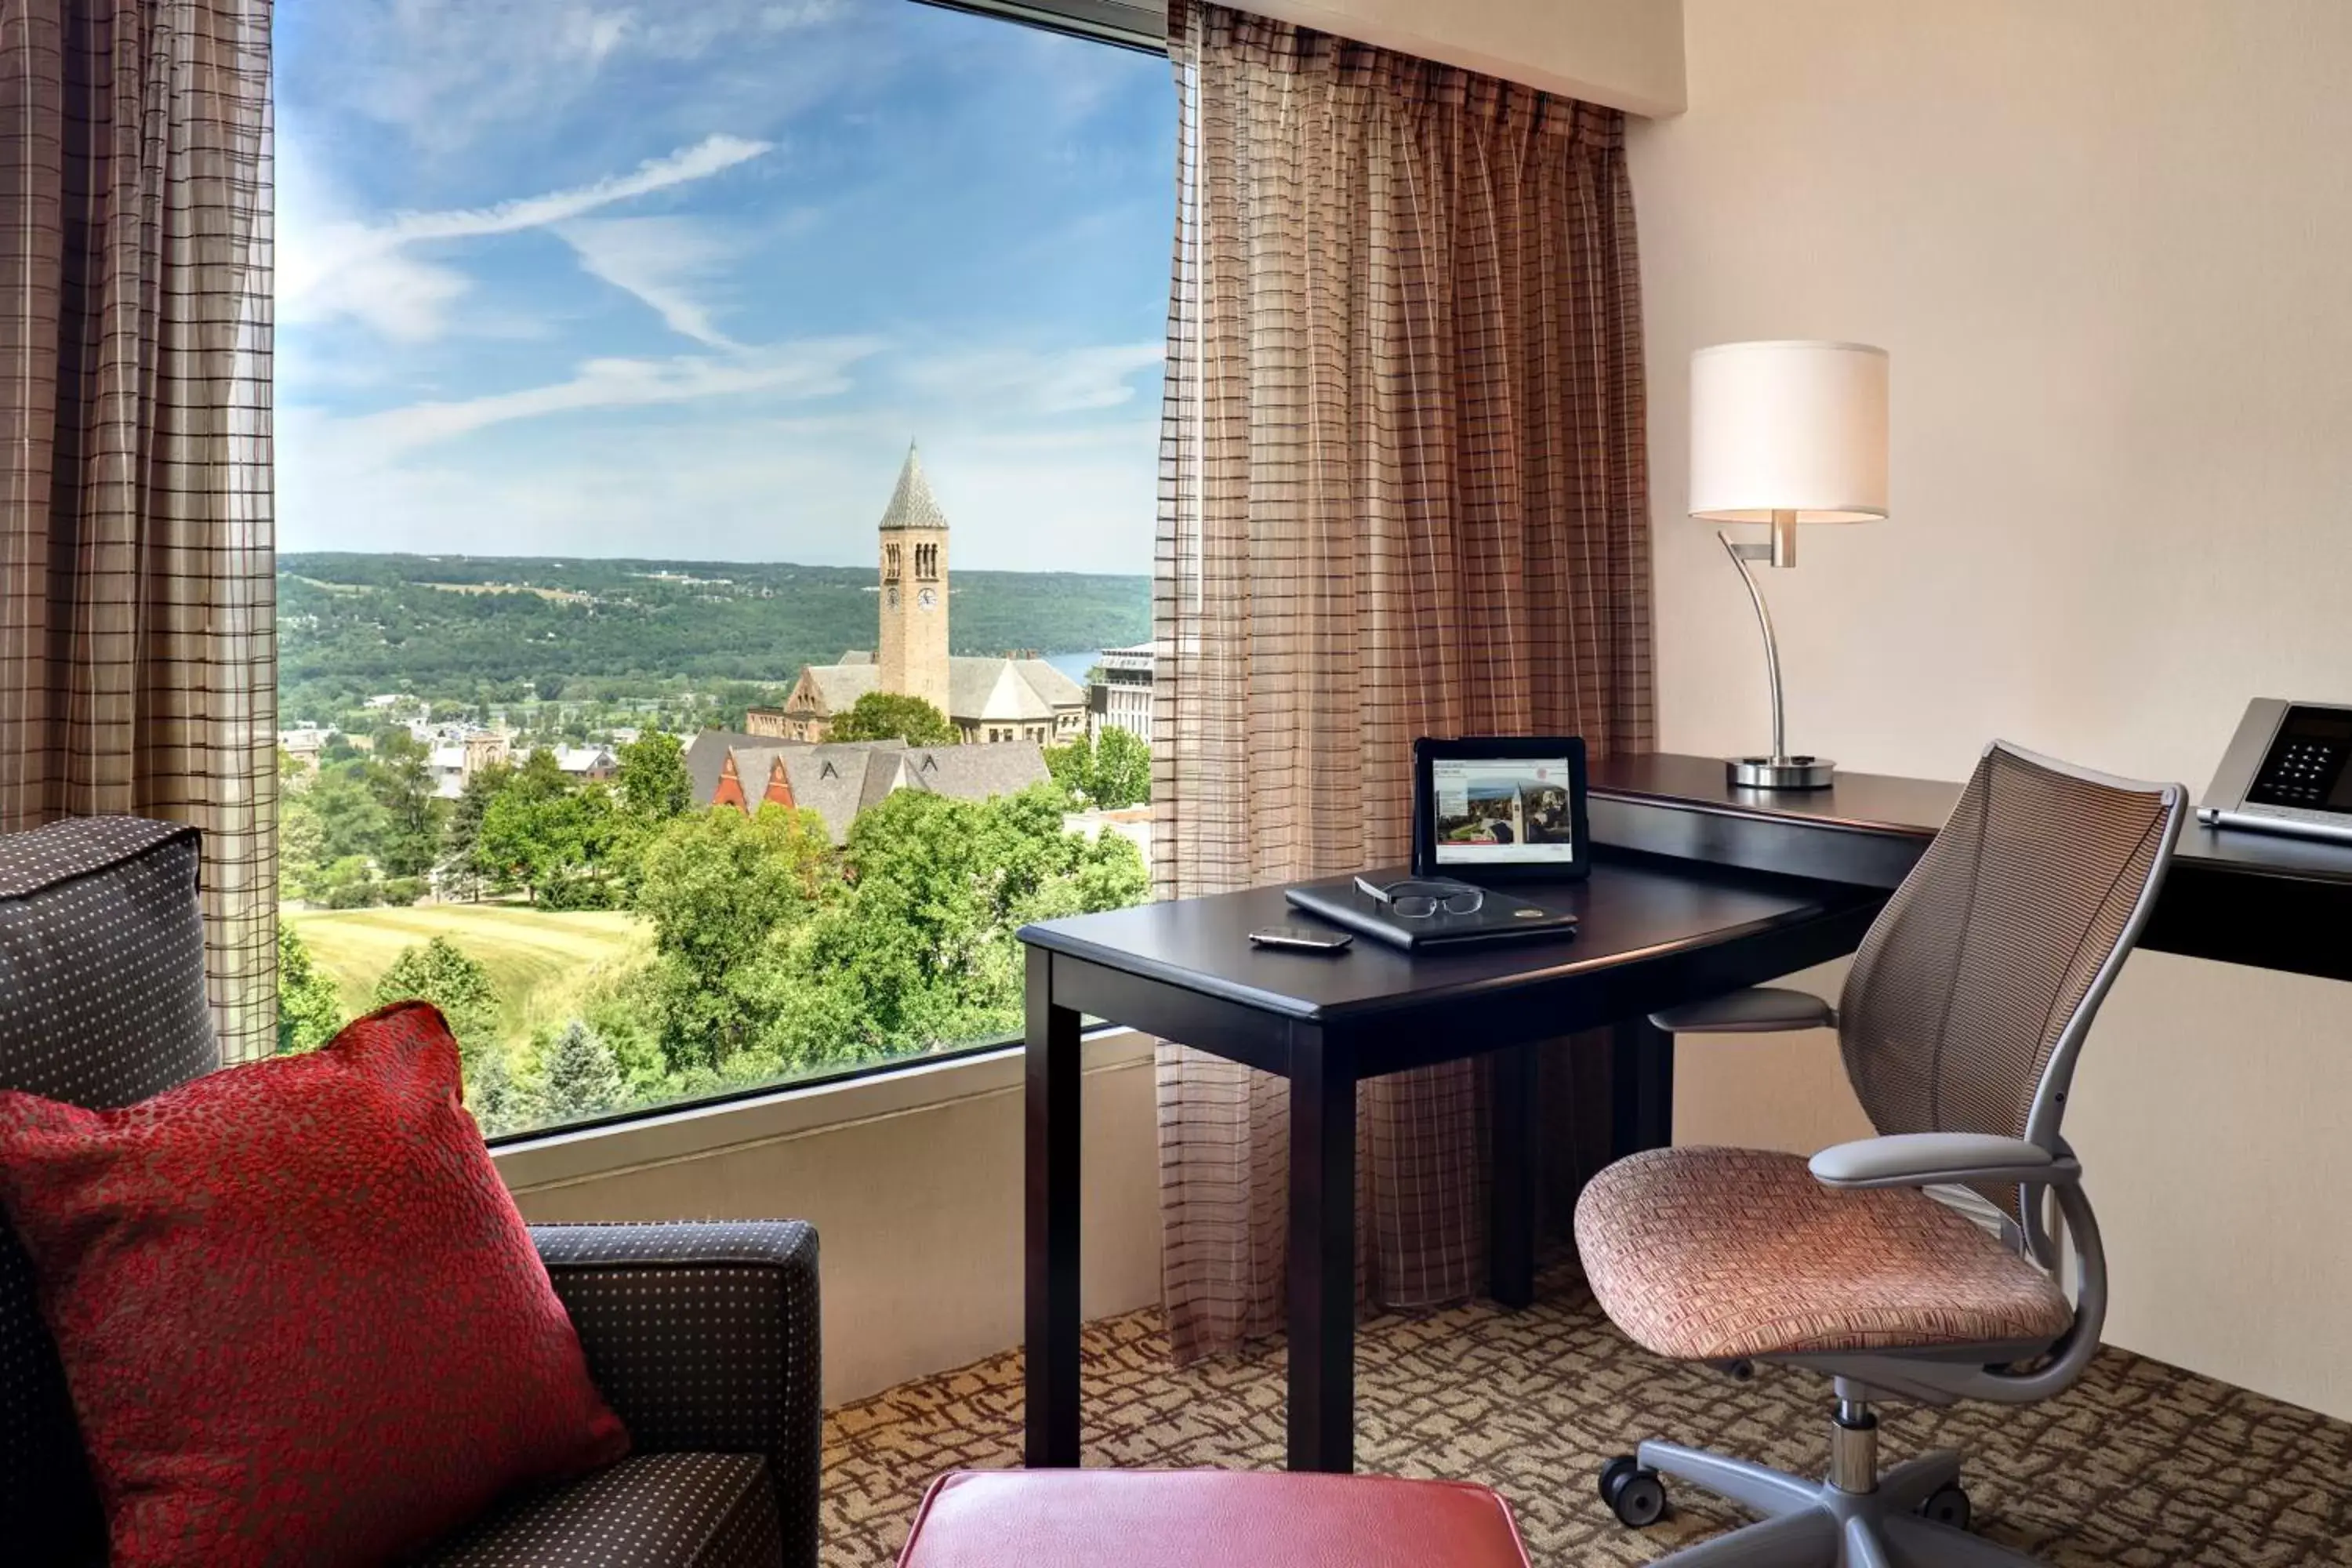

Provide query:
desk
left=1018, top=857, right=1884, bottom=1474
left=1588, top=753, right=2352, bottom=984
left=1020, top=753, right=2352, bottom=1478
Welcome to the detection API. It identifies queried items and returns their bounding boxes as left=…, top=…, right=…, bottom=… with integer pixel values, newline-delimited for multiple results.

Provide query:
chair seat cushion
left=897, top=1469, right=1530, bottom=1568
left=417, top=1453, right=780, bottom=1567
left=1573, top=1146, right=2074, bottom=1362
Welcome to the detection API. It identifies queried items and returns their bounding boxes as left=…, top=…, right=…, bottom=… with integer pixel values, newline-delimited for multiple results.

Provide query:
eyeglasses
left=1355, top=875, right=1484, bottom=919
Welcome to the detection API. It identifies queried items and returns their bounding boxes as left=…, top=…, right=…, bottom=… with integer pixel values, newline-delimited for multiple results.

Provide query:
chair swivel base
left=1605, top=1434, right=2050, bottom=1567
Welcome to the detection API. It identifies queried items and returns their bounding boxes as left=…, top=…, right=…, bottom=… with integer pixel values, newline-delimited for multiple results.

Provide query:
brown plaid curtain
left=0, top=0, right=277, bottom=1061
left=1152, top=2, right=1652, bottom=1360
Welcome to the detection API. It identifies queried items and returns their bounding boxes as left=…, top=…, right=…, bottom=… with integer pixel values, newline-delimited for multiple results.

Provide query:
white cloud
left=281, top=136, right=773, bottom=343
left=316, top=1, right=850, bottom=150
left=557, top=216, right=744, bottom=347
left=899, top=343, right=1164, bottom=414
left=335, top=337, right=881, bottom=458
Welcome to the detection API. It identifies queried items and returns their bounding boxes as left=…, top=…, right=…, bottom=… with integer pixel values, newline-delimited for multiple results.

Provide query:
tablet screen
left=1429, top=757, right=1581, bottom=868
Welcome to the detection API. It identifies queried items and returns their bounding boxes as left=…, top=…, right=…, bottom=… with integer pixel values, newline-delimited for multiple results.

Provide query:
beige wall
left=503, top=1047, right=1164, bottom=1406
left=1635, top=0, right=2352, bottom=1420
left=1243, top=0, right=1686, bottom=115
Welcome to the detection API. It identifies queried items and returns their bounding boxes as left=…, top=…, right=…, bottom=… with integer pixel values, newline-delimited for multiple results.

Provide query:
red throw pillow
left=0, top=1000, right=628, bottom=1567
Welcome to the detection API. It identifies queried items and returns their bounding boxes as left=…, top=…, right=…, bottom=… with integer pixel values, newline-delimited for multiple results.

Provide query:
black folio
left=1283, top=874, right=1579, bottom=951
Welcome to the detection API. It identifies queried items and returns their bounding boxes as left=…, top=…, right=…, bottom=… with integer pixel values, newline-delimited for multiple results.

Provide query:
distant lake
left=1044, top=651, right=1099, bottom=685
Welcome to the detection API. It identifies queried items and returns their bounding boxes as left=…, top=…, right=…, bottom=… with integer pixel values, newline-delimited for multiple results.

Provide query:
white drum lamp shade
left=1690, top=341, right=1889, bottom=523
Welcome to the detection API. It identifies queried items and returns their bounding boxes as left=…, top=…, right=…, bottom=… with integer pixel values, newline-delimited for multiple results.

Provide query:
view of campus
left=276, top=0, right=1171, bottom=1133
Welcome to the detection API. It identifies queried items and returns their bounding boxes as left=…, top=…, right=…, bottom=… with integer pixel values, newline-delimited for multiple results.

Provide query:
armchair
left=0, top=817, right=822, bottom=1568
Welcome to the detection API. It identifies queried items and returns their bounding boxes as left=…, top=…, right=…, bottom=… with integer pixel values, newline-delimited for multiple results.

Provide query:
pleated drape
left=0, top=0, right=278, bottom=1060
left=1152, top=2, right=1652, bottom=1361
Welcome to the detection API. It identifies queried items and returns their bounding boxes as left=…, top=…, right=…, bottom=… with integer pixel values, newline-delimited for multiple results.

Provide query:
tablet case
left=1283, top=875, right=1579, bottom=951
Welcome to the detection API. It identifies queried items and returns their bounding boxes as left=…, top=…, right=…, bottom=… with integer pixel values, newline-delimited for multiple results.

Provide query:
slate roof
left=896, top=742, right=1052, bottom=803
left=1013, top=659, right=1087, bottom=708
left=840, top=649, right=874, bottom=665
left=753, top=739, right=1047, bottom=843
left=877, top=442, right=948, bottom=532
left=778, top=742, right=906, bottom=840
left=686, top=728, right=765, bottom=805
left=798, top=662, right=882, bottom=714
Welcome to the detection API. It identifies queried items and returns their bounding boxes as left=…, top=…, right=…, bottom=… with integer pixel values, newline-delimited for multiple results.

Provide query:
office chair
left=1573, top=742, right=2184, bottom=1567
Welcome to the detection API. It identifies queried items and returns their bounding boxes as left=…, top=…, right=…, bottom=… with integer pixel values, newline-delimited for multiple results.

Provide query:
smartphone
left=1248, top=925, right=1354, bottom=953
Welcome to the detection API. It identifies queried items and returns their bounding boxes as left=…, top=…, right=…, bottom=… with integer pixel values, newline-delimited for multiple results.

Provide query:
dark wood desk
left=1018, top=856, right=1885, bottom=1474
left=1021, top=752, right=2352, bottom=1478
left=1587, top=752, right=2352, bottom=984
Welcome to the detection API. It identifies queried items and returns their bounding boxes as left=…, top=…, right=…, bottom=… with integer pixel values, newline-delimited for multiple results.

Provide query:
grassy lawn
left=285, top=902, right=650, bottom=1049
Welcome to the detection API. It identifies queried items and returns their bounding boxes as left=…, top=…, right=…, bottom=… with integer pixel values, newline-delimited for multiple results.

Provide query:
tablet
left=1411, top=736, right=1590, bottom=883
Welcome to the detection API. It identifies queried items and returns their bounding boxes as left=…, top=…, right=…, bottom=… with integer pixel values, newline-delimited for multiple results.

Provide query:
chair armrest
left=1648, top=986, right=1836, bottom=1035
left=1809, top=1133, right=2079, bottom=1190
left=533, top=1220, right=820, bottom=1568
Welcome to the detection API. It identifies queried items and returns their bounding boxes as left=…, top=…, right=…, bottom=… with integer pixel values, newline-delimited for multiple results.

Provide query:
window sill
left=493, top=1026, right=1156, bottom=1195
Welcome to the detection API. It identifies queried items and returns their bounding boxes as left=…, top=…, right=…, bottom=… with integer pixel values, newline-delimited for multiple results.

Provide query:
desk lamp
left=1689, top=339, right=1889, bottom=789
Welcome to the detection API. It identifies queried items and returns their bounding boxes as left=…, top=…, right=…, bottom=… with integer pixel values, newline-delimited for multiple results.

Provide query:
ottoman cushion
left=898, top=1469, right=1530, bottom=1568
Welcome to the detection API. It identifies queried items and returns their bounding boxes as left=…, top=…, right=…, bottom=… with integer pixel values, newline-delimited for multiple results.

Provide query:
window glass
left=274, top=0, right=1167, bottom=1135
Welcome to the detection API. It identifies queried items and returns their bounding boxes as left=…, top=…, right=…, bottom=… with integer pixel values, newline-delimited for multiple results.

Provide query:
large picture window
left=274, top=0, right=1169, bottom=1136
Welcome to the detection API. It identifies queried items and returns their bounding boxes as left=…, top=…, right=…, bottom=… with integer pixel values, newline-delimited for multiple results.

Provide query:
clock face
left=885, top=586, right=899, bottom=609
left=917, top=587, right=938, bottom=612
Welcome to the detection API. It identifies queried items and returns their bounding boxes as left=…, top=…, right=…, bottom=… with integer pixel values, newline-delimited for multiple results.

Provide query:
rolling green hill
left=278, top=553, right=1151, bottom=724
left=285, top=903, right=649, bottom=1050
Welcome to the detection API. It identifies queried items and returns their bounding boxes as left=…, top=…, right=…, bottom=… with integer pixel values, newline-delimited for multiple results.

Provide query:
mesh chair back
left=1838, top=744, right=2182, bottom=1191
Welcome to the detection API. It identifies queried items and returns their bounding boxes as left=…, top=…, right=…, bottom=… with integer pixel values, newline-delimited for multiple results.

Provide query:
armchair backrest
left=0, top=815, right=220, bottom=1565
left=1838, top=743, right=2183, bottom=1174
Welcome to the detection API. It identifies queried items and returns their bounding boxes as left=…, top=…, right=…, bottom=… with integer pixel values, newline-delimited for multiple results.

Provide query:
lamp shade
left=1689, top=340, right=1889, bottom=523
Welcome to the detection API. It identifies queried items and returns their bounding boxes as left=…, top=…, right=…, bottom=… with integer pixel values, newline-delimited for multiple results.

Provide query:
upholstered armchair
left=0, top=817, right=821, bottom=1568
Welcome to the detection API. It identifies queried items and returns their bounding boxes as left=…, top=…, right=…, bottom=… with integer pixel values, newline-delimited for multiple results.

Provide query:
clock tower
left=875, top=441, right=951, bottom=714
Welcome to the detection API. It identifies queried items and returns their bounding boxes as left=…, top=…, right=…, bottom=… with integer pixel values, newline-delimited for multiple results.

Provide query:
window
left=274, top=0, right=1167, bottom=1137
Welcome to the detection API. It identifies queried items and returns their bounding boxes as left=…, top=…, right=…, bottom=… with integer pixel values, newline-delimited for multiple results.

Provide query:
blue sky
left=276, top=0, right=1173, bottom=572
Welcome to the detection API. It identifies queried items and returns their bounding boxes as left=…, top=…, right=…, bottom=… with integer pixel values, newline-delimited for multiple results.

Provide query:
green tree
left=633, top=803, right=836, bottom=1067
left=442, top=758, right=513, bottom=900
left=1042, top=731, right=1092, bottom=804
left=1087, top=728, right=1152, bottom=809
left=476, top=751, right=619, bottom=906
left=368, top=728, right=443, bottom=878
left=372, top=935, right=501, bottom=1065
left=615, top=731, right=694, bottom=821
left=829, top=691, right=958, bottom=746
left=539, top=1019, right=626, bottom=1123
left=463, top=1044, right=539, bottom=1138
left=275, top=921, right=346, bottom=1054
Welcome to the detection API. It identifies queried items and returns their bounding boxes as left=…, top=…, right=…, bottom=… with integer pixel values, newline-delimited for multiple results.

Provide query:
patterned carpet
left=821, top=1269, right=2352, bottom=1566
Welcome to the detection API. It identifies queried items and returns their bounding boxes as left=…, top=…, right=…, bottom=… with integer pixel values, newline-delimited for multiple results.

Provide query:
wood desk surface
left=1589, top=750, right=2352, bottom=885
left=1019, top=858, right=1869, bottom=1025
left=1588, top=750, right=2352, bottom=982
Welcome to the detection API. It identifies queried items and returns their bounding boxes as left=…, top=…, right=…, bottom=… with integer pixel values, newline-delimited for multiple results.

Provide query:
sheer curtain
left=0, top=0, right=278, bottom=1061
left=1152, top=2, right=1653, bottom=1360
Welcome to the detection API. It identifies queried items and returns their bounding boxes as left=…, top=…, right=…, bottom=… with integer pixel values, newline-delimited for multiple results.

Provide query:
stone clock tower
left=875, top=441, right=951, bottom=713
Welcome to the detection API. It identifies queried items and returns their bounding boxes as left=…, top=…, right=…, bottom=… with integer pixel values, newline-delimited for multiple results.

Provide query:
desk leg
left=1287, top=1025, right=1356, bottom=1473
left=1024, top=946, right=1082, bottom=1468
left=1610, top=1016, right=1675, bottom=1159
left=1488, top=1043, right=1538, bottom=1308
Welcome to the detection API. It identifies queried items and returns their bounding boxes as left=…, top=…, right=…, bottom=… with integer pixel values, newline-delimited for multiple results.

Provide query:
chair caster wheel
left=1599, top=1456, right=1667, bottom=1528
left=1920, top=1483, right=1973, bottom=1530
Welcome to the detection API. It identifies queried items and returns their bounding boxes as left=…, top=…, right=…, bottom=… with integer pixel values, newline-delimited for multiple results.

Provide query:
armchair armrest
left=1809, top=1133, right=2079, bottom=1190
left=1649, top=986, right=1836, bottom=1035
left=533, top=1220, right=820, bottom=1568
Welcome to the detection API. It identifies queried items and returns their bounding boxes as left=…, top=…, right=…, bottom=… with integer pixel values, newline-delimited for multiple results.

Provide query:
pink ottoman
left=898, top=1469, right=1533, bottom=1568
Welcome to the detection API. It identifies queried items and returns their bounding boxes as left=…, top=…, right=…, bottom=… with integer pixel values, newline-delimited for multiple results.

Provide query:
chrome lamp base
left=1729, top=754, right=1837, bottom=790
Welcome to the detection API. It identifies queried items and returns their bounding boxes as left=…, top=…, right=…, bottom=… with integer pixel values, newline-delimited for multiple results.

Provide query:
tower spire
left=878, top=440, right=948, bottom=532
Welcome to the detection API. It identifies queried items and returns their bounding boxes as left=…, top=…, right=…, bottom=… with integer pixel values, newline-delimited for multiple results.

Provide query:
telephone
left=2199, top=699, right=2352, bottom=847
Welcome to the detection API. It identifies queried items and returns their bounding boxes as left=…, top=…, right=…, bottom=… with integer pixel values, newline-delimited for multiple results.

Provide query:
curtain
left=1152, top=2, right=1652, bottom=1361
left=0, top=0, right=278, bottom=1062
